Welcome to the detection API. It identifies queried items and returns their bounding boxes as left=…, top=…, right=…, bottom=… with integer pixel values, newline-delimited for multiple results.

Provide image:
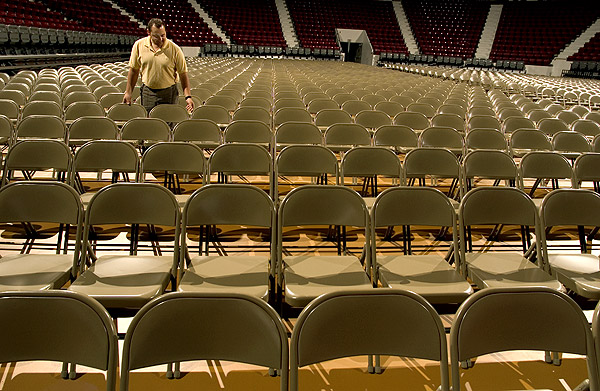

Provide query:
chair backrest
left=148, top=104, right=190, bottom=124
left=63, top=91, right=96, bottom=108
left=224, top=120, right=272, bottom=145
left=15, top=115, right=66, bottom=140
left=503, top=117, right=536, bottom=134
left=374, top=101, right=404, bottom=117
left=121, top=118, right=171, bottom=143
left=22, top=100, right=62, bottom=118
left=341, top=100, right=371, bottom=116
left=465, top=128, right=508, bottom=151
left=468, top=115, right=501, bottom=132
left=107, top=103, right=147, bottom=122
left=407, top=102, right=435, bottom=118
left=2, top=139, right=72, bottom=185
left=510, top=129, right=551, bottom=153
left=84, top=183, right=181, bottom=273
left=314, top=109, right=352, bottom=127
left=324, top=123, right=371, bottom=149
left=274, top=107, right=312, bottom=126
left=538, top=117, right=569, bottom=136
left=573, top=153, right=600, bottom=187
left=205, top=95, right=237, bottom=111
left=191, top=105, right=232, bottom=125
left=99, top=93, right=125, bottom=111
left=0, top=99, right=20, bottom=122
left=307, top=98, right=338, bottom=114
left=172, top=118, right=222, bottom=146
left=462, top=150, right=518, bottom=190
left=341, top=146, right=402, bottom=185
left=0, top=290, right=117, bottom=391
left=120, top=292, right=288, bottom=391
left=208, top=143, right=272, bottom=180
left=431, top=113, right=465, bottom=132
left=64, top=101, right=105, bottom=122
left=450, top=287, right=597, bottom=391
left=232, top=106, right=271, bottom=125
left=275, top=144, right=339, bottom=183
left=419, top=126, right=464, bottom=151
left=140, top=142, right=205, bottom=180
left=275, top=122, right=322, bottom=146
left=393, top=111, right=430, bottom=131
left=69, top=116, right=119, bottom=142
left=0, top=89, right=26, bottom=106
left=552, top=131, right=591, bottom=153
left=290, top=289, right=448, bottom=391
left=373, top=124, right=418, bottom=150
left=73, top=140, right=139, bottom=176
left=355, top=110, right=392, bottom=129
left=572, top=119, right=600, bottom=137
left=519, top=151, right=573, bottom=189
left=404, top=147, right=461, bottom=182
left=460, top=186, right=537, bottom=227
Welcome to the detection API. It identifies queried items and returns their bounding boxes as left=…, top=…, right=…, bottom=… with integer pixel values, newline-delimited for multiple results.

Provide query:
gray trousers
left=140, top=84, right=178, bottom=114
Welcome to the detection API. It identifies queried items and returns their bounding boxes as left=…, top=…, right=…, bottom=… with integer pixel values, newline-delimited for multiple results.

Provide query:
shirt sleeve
left=174, top=45, right=188, bottom=75
left=128, top=40, right=141, bottom=70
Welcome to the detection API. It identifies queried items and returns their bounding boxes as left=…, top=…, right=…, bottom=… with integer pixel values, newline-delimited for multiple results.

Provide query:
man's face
left=148, top=25, right=167, bottom=48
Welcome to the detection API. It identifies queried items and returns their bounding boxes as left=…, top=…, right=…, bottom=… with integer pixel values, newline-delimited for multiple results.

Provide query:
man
left=123, top=18, right=194, bottom=113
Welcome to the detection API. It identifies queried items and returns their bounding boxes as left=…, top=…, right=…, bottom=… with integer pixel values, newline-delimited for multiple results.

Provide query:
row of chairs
left=5, top=286, right=597, bottom=391
left=3, top=178, right=600, bottom=310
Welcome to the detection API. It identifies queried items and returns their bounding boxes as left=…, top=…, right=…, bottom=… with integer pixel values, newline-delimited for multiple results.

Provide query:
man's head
left=147, top=18, right=167, bottom=48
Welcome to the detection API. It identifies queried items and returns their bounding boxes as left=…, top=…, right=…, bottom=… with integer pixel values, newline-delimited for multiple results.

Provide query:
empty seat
left=278, top=186, right=372, bottom=307
left=540, top=189, right=600, bottom=299
left=0, top=290, right=117, bottom=391
left=69, top=183, right=181, bottom=311
left=372, top=187, right=472, bottom=304
left=120, top=292, right=288, bottom=391
left=178, top=185, right=275, bottom=299
left=458, top=187, right=561, bottom=290
left=0, top=181, right=82, bottom=290
left=290, top=289, right=449, bottom=391
left=450, top=287, right=597, bottom=391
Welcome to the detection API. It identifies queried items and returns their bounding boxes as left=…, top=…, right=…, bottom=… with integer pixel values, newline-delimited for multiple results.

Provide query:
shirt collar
left=144, top=36, right=170, bottom=52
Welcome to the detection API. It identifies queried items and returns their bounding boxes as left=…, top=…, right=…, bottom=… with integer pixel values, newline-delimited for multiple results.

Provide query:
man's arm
left=179, top=71, right=194, bottom=112
left=123, top=67, right=140, bottom=105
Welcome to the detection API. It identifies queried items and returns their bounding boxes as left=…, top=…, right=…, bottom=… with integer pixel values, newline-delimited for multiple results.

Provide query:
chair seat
left=465, top=252, right=561, bottom=289
left=0, top=254, right=73, bottom=290
left=283, top=255, right=371, bottom=307
left=69, top=255, right=173, bottom=309
left=179, top=255, right=269, bottom=299
left=549, top=254, right=600, bottom=299
left=378, top=255, right=473, bottom=304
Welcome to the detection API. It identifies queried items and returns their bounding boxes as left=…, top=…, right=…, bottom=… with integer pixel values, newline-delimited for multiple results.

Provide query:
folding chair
left=451, top=287, right=597, bottom=391
left=278, top=186, right=372, bottom=308
left=0, top=181, right=82, bottom=290
left=69, top=183, right=181, bottom=313
left=178, top=184, right=275, bottom=300
left=290, top=289, right=449, bottom=391
left=1, top=139, right=72, bottom=185
left=372, top=187, right=472, bottom=303
left=0, top=290, right=117, bottom=391
left=120, top=292, right=288, bottom=390
left=458, top=187, right=561, bottom=290
left=540, top=189, right=600, bottom=299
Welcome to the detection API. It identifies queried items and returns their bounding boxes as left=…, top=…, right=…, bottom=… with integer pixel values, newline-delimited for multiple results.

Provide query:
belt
left=143, top=84, right=176, bottom=92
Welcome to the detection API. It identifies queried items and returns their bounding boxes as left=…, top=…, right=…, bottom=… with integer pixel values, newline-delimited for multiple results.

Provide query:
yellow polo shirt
left=128, top=36, right=188, bottom=89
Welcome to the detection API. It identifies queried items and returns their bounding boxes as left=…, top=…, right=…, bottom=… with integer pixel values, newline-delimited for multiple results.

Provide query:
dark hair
left=147, top=18, right=164, bottom=30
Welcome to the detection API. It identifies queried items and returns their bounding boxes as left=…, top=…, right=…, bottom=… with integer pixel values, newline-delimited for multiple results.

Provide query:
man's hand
left=123, top=91, right=132, bottom=105
left=186, top=97, right=195, bottom=113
